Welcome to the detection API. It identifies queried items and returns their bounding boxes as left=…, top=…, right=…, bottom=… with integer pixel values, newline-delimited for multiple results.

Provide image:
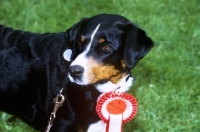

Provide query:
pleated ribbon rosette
left=96, top=91, right=138, bottom=132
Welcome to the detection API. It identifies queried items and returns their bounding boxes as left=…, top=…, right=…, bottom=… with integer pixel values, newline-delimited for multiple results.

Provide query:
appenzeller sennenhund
left=0, top=14, right=154, bottom=132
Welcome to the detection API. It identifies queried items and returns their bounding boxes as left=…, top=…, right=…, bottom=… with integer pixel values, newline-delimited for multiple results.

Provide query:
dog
left=0, top=14, right=154, bottom=132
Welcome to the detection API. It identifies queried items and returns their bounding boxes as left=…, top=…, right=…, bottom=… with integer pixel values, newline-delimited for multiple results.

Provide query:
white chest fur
left=87, top=121, right=106, bottom=132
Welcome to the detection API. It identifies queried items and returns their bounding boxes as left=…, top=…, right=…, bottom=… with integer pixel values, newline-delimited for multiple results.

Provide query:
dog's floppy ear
left=124, top=23, right=154, bottom=68
left=64, top=18, right=88, bottom=61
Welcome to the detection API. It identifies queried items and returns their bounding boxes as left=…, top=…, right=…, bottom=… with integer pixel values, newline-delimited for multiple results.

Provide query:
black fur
left=0, top=14, right=153, bottom=132
left=124, top=22, right=154, bottom=68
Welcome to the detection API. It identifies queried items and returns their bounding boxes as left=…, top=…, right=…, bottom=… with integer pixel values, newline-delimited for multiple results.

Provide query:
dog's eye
left=103, top=45, right=111, bottom=51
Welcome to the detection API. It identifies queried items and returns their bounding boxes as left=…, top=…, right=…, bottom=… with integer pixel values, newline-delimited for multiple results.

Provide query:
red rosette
left=96, top=91, right=138, bottom=124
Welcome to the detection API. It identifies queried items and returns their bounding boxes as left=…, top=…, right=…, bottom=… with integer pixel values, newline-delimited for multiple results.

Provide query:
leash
left=44, top=88, right=65, bottom=132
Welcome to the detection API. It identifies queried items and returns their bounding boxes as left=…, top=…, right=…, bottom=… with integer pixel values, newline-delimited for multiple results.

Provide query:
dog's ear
left=64, top=18, right=88, bottom=61
left=124, top=23, right=154, bottom=68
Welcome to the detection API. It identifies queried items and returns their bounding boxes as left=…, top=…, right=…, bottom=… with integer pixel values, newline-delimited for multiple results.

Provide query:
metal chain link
left=44, top=88, right=65, bottom=132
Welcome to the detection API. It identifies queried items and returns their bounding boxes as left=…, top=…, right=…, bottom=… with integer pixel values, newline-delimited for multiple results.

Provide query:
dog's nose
left=69, top=65, right=84, bottom=78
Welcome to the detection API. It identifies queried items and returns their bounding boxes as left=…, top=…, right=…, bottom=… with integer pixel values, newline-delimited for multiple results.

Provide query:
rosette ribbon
left=96, top=91, right=138, bottom=132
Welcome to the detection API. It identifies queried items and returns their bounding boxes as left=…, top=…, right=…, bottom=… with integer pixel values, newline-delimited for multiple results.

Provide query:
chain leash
left=44, top=88, right=65, bottom=132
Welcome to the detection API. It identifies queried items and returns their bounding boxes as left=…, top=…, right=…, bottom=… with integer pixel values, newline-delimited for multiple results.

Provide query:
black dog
left=0, top=14, right=153, bottom=132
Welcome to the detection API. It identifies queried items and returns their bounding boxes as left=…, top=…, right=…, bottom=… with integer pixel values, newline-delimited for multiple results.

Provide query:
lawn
left=0, top=0, right=200, bottom=132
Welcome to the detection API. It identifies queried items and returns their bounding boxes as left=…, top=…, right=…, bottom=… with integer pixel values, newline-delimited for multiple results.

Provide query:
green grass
left=0, top=0, right=200, bottom=131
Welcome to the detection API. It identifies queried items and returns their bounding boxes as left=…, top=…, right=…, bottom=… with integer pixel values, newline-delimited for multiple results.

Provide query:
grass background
left=0, top=0, right=200, bottom=131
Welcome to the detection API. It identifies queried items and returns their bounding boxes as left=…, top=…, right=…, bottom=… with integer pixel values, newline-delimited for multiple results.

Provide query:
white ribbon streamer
left=108, top=114, right=123, bottom=132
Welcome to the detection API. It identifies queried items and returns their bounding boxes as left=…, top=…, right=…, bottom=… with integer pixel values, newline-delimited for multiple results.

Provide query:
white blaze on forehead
left=64, top=24, right=100, bottom=63
left=69, top=24, right=101, bottom=84
left=71, top=23, right=101, bottom=65
left=85, top=23, right=101, bottom=53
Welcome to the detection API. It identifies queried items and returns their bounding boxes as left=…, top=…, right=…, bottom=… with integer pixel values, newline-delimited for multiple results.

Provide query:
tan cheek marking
left=87, top=58, right=126, bottom=84
left=98, top=38, right=105, bottom=44
left=110, top=72, right=125, bottom=84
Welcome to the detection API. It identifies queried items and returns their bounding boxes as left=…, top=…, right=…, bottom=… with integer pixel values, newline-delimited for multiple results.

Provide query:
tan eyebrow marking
left=98, top=38, right=105, bottom=44
left=81, top=36, right=84, bottom=42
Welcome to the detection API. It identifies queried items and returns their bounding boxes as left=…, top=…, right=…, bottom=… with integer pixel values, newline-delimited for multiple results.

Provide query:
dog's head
left=63, top=14, right=154, bottom=92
